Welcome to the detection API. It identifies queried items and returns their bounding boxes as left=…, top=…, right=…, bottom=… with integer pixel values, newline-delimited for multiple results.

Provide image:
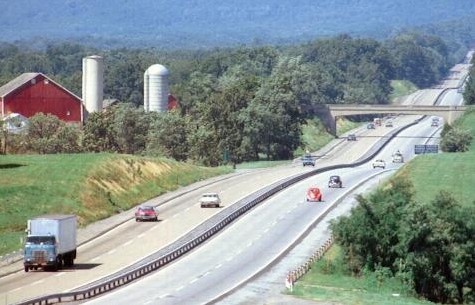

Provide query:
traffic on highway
left=0, top=57, right=469, bottom=305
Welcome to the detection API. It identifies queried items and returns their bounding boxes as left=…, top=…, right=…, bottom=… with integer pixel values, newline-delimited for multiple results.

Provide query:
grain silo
left=82, top=55, right=104, bottom=113
left=144, top=64, right=169, bottom=112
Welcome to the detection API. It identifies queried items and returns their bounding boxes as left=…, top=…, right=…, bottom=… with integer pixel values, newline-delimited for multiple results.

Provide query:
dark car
left=302, top=155, right=315, bottom=167
left=347, top=134, right=357, bottom=141
left=135, top=206, right=158, bottom=222
left=367, top=123, right=375, bottom=129
left=328, top=175, right=343, bottom=188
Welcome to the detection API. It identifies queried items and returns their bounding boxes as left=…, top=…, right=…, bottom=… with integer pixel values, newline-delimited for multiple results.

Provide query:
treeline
left=331, top=176, right=475, bottom=304
left=463, top=56, right=475, bottom=105
left=0, top=33, right=460, bottom=164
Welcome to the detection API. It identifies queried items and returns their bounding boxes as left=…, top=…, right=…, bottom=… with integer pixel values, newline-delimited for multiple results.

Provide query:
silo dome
left=82, top=55, right=104, bottom=114
left=144, top=64, right=170, bottom=112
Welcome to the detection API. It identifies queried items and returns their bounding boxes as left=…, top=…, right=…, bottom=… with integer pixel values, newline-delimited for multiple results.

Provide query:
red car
left=306, top=187, right=323, bottom=202
left=135, top=206, right=158, bottom=221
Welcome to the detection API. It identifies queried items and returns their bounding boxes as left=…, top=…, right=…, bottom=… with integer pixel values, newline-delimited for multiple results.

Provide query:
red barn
left=0, top=73, right=84, bottom=123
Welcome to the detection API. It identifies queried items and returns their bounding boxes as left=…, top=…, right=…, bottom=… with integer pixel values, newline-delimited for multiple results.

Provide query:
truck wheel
left=24, top=266, right=29, bottom=272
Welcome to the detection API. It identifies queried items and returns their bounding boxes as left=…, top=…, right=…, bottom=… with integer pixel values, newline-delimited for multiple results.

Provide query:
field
left=0, top=153, right=232, bottom=256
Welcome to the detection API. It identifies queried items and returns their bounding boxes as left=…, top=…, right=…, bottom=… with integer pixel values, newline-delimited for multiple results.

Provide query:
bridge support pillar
left=313, top=105, right=337, bottom=137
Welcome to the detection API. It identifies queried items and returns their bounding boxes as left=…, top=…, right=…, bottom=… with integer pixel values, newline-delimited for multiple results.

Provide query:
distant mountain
left=2, top=0, right=475, bottom=48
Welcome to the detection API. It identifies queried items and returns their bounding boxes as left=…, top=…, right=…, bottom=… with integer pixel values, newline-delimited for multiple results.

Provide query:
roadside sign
left=414, top=144, right=439, bottom=154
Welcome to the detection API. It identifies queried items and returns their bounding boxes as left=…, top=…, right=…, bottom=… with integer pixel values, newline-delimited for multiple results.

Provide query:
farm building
left=0, top=73, right=84, bottom=123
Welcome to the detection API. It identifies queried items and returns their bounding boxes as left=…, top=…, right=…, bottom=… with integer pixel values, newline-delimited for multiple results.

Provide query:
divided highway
left=0, top=59, right=469, bottom=305
left=0, top=116, right=415, bottom=305
left=84, top=72, right=466, bottom=305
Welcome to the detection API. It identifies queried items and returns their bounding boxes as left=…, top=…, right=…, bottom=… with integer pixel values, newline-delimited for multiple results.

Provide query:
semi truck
left=23, top=215, right=77, bottom=272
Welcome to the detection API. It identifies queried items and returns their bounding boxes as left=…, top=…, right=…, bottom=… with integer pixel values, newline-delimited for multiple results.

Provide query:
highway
left=0, top=58, right=470, bottom=305
left=82, top=61, right=468, bottom=305
left=83, top=111, right=447, bottom=305
left=0, top=113, right=414, bottom=305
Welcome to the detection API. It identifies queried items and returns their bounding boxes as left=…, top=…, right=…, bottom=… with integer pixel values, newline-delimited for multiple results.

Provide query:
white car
left=392, top=152, right=404, bottom=163
left=372, top=159, right=386, bottom=169
left=199, top=193, right=221, bottom=208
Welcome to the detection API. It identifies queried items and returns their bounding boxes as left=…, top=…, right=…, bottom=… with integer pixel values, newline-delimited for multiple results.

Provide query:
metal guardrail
left=14, top=116, right=425, bottom=305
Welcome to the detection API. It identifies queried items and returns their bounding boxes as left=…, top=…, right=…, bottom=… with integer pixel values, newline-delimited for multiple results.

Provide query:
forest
left=0, top=31, right=464, bottom=165
left=2, top=0, right=475, bottom=48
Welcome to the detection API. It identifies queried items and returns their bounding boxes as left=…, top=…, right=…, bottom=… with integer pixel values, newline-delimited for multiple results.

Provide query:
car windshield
left=203, top=194, right=218, bottom=198
left=139, top=206, right=154, bottom=212
left=26, top=236, right=55, bottom=245
left=330, top=176, right=340, bottom=181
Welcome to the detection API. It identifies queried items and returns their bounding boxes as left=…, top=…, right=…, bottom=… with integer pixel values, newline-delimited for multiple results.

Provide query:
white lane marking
left=215, top=263, right=222, bottom=269
left=271, top=220, right=278, bottom=227
left=203, top=271, right=211, bottom=277
left=123, top=240, right=133, bottom=247
left=11, top=287, right=21, bottom=292
left=91, top=256, right=102, bottom=262
left=143, top=300, right=153, bottom=305
left=172, top=214, right=179, bottom=218
left=226, top=256, right=233, bottom=262
left=176, top=285, right=185, bottom=292
left=263, top=228, right=270, bottom=234
left=246, top=241, right=253, bottom=247
left=31, top=280, right=44, bottom=286
left=107, top=249, right=117, bottom=255
left=185, top=207, right=191, bottom=212
left=54, top=272, right=66, bottom=277
left=189, top=278, right=198, bottom=284
left=137, top=233, right=145, bottom=238
left=159, top=294, right=170, bottom=299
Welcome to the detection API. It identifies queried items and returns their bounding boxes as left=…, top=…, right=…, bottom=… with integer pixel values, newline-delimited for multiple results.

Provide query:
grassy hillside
left=295, top=117, right=360, bottom=157
left=399, top=109, right=475, bottom=205
left=0, top=154, right=232, bottom=256
left=390, top=80, right=419, bottom=103
left=290, top=246, right=431, bottom=305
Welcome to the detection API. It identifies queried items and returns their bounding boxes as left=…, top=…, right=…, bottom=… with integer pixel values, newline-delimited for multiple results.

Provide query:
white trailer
left=24, top=215, right=77, bottom=272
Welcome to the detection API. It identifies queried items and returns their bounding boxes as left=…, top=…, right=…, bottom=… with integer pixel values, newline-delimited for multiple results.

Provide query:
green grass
left=296, top=118, right=336, bottom=156
left=0, top=153, right=232, bottom=256
left=390, top=80, right=419, bottom=103
left=289, top=246, right=431, bottom=305
left=399, top=109, right=475, bottom=206
left=336, top=118, right=363, bottom=137
left=235, top=160, right=292, bottom=169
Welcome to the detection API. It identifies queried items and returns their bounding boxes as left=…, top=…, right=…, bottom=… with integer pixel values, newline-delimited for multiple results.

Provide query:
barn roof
left=0, top=72, right=82, bottom=102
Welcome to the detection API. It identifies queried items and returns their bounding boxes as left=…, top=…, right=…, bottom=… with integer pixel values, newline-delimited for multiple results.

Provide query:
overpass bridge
left=314, top=104, right=469, bottom=136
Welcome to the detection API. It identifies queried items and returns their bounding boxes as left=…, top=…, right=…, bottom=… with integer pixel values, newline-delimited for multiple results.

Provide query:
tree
left=440, top=127, right=473, bottom=152
left=82, top=110, right=118, bottom=152
left=243, top=57, right=304, bottom=160
left=25, top=113, right=81, bottom=154
left=463, top=65, right=475, bottom=105
left=112, top=103, right=151, bottom=154
left=146, top=110, right=190, bottom=161
left=398, top=192, right=475, bottom=303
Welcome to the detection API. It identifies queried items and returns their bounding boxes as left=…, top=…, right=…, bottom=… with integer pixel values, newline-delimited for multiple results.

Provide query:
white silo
left=144, top=64, right=169, bottom=112
left=82, top=55, right=104, bottom=113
